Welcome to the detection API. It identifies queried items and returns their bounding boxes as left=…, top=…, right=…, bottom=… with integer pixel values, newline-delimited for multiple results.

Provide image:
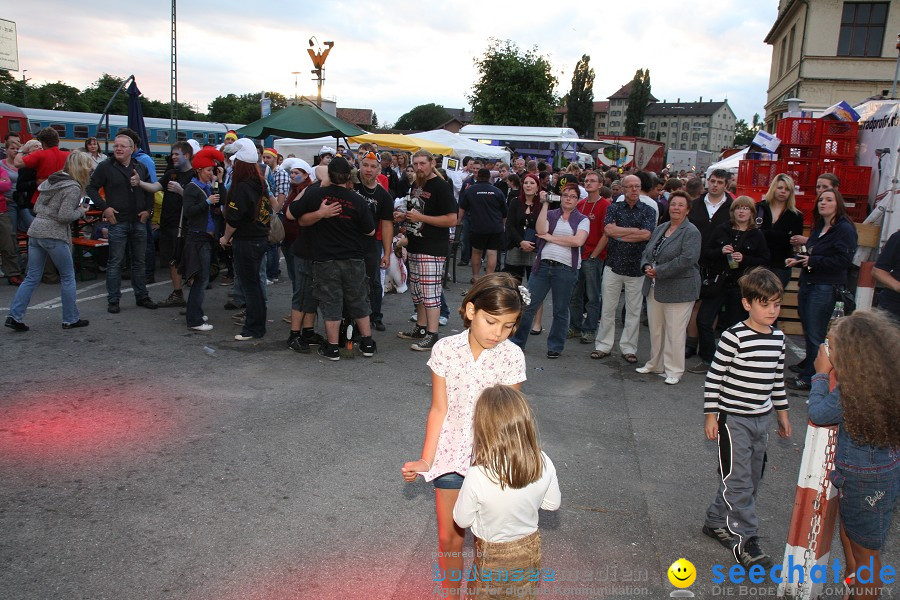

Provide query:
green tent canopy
left=236, top=104, right=367, bottom=139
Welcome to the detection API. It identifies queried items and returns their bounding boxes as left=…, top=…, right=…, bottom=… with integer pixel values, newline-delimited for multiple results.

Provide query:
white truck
left=667, top=149, right=714, bottom=175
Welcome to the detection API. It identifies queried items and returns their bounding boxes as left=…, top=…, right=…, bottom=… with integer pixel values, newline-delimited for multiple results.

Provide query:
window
left=97, top=126, right=108, bottom=139
left=192, top=131, right=205, bottom=141
left=51, top=124, right=66, bottom=137
left=29, top=121, right=41, bottom=132
left=680, top=144, right=686, bottom=150
left=779, top=36, right=787, bottom=78
left=73, top=125, right=89, bottom=139
left=838, top=2, right=888, bottom=57
left=649, top=122, right=657, bottom=130
left=176, top=131, right=187, bottom=141
left=691, top=144, right=698, bottom=150
left=692, top=133, right=700, bottom=141
left=682, top=122, right=689, bottom=130
left=7, top=119, right=21, bottom=133
left=788, top=25, right=796, bottom=67
left=660, top=132, right=666, bottom=139
left=681, top=133, right=688, bottom=141
left=156, top=130, right=169, bottom=143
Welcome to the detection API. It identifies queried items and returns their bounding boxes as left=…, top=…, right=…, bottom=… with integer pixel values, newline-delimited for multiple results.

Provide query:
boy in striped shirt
left=702, top=267, right=792, bottom=569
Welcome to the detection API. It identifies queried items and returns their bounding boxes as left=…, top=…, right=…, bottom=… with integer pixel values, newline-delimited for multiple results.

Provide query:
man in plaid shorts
left=396, top=150, right=458, bottom=351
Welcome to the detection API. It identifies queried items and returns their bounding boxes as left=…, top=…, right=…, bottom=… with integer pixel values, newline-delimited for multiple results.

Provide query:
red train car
left=0, top=103, right=32, bottom=144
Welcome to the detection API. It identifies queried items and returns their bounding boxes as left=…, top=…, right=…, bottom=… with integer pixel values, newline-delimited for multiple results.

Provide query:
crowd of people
left=2, top=130, right=898, bottom=598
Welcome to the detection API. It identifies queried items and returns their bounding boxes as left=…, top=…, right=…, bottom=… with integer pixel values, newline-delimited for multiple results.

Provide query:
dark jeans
left=107, top=221, right=149, bottom=304
left=511, top=261, right=579, bottom=353
left=186, top=238, right=211, bottom=327
left=569, top=257, right=604, bottom=332
left=365, top=247, right=384, bottom=321
left=232, top=237, right=268, bottom=338
left=458, top=213, right=471, bottom=263
left=797, top=282, right=835, bottom=382
left=145, top=222, right=159, bottom=277
left=266, top=242, right=280, bottom=279
left=697, top=285, right=746, bottom=363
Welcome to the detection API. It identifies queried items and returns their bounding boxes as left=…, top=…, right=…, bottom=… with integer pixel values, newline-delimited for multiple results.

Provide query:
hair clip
left=518, top=285, right=531, bottom=306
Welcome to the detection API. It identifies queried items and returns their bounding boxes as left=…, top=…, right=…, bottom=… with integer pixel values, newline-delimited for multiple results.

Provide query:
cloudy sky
left=4, top=0, right=779, bottom=126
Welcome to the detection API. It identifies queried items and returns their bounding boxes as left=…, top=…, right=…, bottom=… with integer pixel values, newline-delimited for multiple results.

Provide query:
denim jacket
left=807, top=377, right=900, bottom=474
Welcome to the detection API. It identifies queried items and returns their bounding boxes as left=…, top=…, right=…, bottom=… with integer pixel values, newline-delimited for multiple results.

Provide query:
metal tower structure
left=169, top=0, right=178, bottom=140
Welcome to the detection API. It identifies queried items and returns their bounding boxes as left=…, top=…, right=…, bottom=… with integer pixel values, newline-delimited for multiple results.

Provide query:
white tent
left=273, top=136, right=341, bottom=164
left=414, top=129, right=510, bottom=163
left=705, top=148, right=749, bottom=177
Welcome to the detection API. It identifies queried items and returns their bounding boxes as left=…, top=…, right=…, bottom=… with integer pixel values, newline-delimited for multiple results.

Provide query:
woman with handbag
left=786, top=188, right=858, bottom=390
left=635, top=192, right=702, bottom=384
left=759, top=174, right=804, bottom=289
left=505, top=173, right=546, bottom=334
left=688, top=196, right=770, bottom=374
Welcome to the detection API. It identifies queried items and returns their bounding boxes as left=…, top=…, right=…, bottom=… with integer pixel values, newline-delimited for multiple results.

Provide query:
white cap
left=319, top=145, right=336, bottom=156
left=230, top=138, right=258, bottom=164
left=187, top=139, right=202, bottom=156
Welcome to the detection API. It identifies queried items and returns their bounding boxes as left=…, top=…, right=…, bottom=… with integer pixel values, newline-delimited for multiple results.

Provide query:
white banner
left=855, top=100, right=900, bottom=245
left=0, top=19, right=18, bottom=71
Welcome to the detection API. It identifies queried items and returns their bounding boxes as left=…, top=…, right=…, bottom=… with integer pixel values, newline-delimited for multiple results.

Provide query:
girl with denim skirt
left=402, top=273, right=527, bottom=599
left=453, top=384, right=560, bottom=600
left=807, top=310, right=900, bottom=599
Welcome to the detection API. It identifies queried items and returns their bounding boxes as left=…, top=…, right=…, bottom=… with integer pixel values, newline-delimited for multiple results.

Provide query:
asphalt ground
left=0, top=264, right=897, bottom=600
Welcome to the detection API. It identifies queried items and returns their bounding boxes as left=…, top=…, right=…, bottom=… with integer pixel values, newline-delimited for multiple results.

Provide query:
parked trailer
left=594, top=136, right=665, bottom=174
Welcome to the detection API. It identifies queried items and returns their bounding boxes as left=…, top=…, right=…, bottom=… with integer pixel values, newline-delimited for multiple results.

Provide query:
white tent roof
left=705, top=148, right=749, bottom=177
left=459, top=124, right=579, bottom=143
left=414, top=129, right=510, bottom=162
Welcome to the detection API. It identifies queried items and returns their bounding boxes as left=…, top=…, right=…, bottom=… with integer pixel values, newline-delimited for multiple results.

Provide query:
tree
left=371, top=112, right=379, bottom=128
left=394, top=103, right=450, bottom=130
left=0, top=70, right=28, bottom=107
left=468, top=39, right=558, bottom=126
left=566, top=55, right=595, bottom=138
left=208, top=91, right=288, bottom=123
left=733, top=113, right=762, bottom=146
left=81, top=73, right=129, bottom=114
left=624, top=68, right=652, bottom=137
left=33, top=81, right=87, bottom=111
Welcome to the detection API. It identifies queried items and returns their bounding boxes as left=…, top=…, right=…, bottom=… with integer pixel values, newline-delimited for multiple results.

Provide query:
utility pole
left=22, top=70, right=28, bottom=106
left=170, top=0, right=178, bottom=142
left=307, top=37, right=334, bottom=108
left=291, top=71, right=301, bottom=103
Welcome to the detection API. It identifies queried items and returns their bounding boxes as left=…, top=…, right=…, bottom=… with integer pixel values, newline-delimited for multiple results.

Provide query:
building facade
left=763, top=0, right=900, bottom=132
left=644, top=99, right=737, bottom=154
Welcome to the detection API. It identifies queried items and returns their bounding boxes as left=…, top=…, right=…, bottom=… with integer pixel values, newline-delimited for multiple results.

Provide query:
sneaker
left=736, top=537, right=774, bottom=569
left=317, top=345, right=340, bottom=361
left=234, top=334, right=257, bottom=341
left=190, top=323, right=214, bottom=331
left=136, top=297, right=158, bottom=309
left=411, top=332, right=439, bottom=351
left=664, top=377, right=680, bottom=385
left=373, top=319, right=386, bottom=332
left=579, top=331, right=594, bottom=344
left=439, top=315, right=448, bottom=326
left=7, top=275, right=23, bottom=286
left=687, top=360, right=709, bottom=374
left=232, top=309, right=247, bottom=322
left=702, top=525, right=735, bottom=549
left=787, top=377, right=811, bottom=391
left=5, top=316, right=29, bottom=332
left=62, top=319, right=90, bottom=329
left=408, top=313, right=417, bottom=323
left=398, top=325, right=426, bottom=340
left=567, top=327, right=579, bottom=339
left=359, top=338, right=377, bottom=357
left=107, top=302, right=120, bottom=314
left=547, top=350, right=561, bottom=359
left=281, top=314, right=292, bottom=324
left=265, top=279, right=274, bottom=285
left=157, top=291, right=186, bottom=308
left=301, top=331, right=327, bottom=346
left=219, top=276, right=234, bottom=286
left=635, top=366, right=658, bottom=374
left=288, top=333, right=311, bottom=354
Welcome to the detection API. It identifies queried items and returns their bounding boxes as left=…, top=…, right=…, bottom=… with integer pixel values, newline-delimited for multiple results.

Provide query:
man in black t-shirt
left=157, top=141, right=195, bottom=307
left=395, top=150, right=458, bottom=351
left=356, top=151, right=394, bottom=331
left=459, top=168, right=507, bottom=282
left=295, top=157, right=377, bottom=360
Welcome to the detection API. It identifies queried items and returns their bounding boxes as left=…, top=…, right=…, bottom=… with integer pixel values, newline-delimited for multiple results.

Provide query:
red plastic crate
left=820, top=136, right=856, bottom=160
left=844, top=196, right=869, bottom=222
left=734, top=186, right=768, bottom=202
left=780, top=158, right=818, bottom=187
left=777, top=118, right=819, bottom=147
left=781, top=145, right=819, bottom=159
left=830, top=164, right=872, bottom=196
left=737, top=160, right=781, bottom=188
left=818, top=120, right=858, bottom=139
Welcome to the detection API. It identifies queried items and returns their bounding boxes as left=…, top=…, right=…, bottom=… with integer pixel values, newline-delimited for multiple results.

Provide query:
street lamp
left=291, top=71, right=301, bottom=102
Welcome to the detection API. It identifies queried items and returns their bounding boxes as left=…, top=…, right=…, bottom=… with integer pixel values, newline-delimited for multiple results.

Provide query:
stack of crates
left=735, top=117, right=871, bottom=224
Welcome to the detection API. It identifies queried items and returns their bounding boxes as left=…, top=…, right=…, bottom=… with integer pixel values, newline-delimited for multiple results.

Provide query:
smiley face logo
left=667, top=558, right=696, bottom=588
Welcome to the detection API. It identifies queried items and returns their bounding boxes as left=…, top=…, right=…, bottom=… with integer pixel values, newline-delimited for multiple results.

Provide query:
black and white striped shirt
left=703, top=321, right=789, bottom=415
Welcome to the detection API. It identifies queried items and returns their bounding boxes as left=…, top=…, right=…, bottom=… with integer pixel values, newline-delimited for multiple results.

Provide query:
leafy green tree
left=0, top=70, right=29, bottom=106
left=33, top=82, right=87, bottom=111
left=468, top=39, right=558, bottom=126
left=733, top=113, right=762, bottom=146
left=624, top=68, right=652, bottom=137
left=394, top=103, right=450, bottom=130
left=566, top=55, right=595, bottom=137
left=81, top=73, right=129, bottom=114
left=208, top=92, right=288, bottom=123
